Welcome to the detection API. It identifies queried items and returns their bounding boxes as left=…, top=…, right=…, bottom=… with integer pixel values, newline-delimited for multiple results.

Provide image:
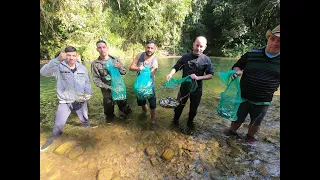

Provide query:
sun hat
left=266, top=25, right=280, bottom=39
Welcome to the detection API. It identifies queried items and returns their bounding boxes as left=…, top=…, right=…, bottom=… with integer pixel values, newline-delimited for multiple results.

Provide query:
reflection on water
left=40, top=57, right=280, bottom=180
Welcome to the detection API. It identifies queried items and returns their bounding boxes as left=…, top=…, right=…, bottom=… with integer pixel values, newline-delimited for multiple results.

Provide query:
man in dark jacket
left=91, top=40, right=132, bottom=123
left=166, top=36, right=214, bottom=134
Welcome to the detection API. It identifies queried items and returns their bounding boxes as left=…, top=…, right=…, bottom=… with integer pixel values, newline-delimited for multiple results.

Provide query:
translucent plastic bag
left=105, top=59, right=127, bottom=101
left=133, top=66, right=153, bottom=100
left=160, top=75, right=197, bottom=108
left=164, top=75, right=197, bottom=92
left=216, top=70, right=243, bottom=121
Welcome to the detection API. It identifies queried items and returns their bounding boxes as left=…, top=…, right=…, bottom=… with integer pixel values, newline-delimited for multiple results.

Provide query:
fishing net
left=216, top=70, right=243, bottom=121
left=159, top=75, right=197, bottom=108
left=105, top=59, right=127, bottom=101
left=164, top=75, right=197, bottom=92
left=133, top=66, right=154, bottom=100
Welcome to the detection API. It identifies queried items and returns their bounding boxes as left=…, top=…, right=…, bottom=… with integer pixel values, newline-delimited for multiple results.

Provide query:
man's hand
left=114, top=62, right=121, bottom=69
left=166, top=69, right=176, bottom=81
left=190, top=74, right=199, bottom=80
left=58, top=52, right=66, bottom=62
left=139, top=65, right=145, bottom=71
left=231, top=70, right=243, bottom=79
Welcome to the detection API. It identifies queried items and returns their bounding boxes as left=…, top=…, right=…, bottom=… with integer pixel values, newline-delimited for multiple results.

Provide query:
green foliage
left=40, top=0, right=193, bottom=59
left=40, top=0, right=280, bottom=59
left=179, top=0, right=279, bottom=56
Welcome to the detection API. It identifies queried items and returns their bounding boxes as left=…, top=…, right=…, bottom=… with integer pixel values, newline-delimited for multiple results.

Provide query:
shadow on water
left=40, top=57, right=280, bottom=180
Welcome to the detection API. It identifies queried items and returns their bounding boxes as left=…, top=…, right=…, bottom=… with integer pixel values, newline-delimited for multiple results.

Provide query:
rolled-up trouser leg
left=52, top=103, right=72, bottom=137
left=73, top=101, right=89, bottom=125
left=117, top=99, right=132, bottom=115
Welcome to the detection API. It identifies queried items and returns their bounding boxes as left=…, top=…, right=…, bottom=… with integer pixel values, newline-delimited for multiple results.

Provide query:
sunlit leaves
left=40, top=0, right=280, bottom=59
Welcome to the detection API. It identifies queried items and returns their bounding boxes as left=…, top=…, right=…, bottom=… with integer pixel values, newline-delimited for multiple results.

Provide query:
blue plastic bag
left=105, top=59, right=127, bottom=101
left=216, top=70, right=243, bottom=121
left=133, top=66, right=153, bottom=100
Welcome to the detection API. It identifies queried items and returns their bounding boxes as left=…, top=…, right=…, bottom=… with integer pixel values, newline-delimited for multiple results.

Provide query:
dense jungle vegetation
left=40, top=0, right=280, bottom=59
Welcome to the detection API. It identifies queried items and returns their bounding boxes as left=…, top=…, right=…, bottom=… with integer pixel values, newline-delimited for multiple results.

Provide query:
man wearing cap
left=225, top=25, right=280, bottom=144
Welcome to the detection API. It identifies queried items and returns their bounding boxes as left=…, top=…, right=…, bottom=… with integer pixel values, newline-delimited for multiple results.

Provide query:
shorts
left=234, top=101, right=270, bottom=126
left=137, top=88, right=156, bottom=109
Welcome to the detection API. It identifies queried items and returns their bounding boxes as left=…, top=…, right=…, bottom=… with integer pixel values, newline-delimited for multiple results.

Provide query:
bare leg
left=230, top=122, right=242, bottom=133
left=151, top=109, right=156, bottom=124
left=248, top=125, right=259, bottom=137
left=142, top=104, right=148, bottom=113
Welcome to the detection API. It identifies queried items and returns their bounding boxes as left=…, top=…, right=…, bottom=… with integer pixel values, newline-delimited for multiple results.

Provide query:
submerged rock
left=53, top=140, right=78, bottom=155
left=97, top=168, right=114, bottom=180
left=145, top=146, right=156, bottom=157
left=67, top=146, right=84, bottom=159
left=162, top=149, right=174, bottom=160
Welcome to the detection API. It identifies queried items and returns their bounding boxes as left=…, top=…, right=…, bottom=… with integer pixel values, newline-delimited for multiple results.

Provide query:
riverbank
left=40, top=94, right=280, bottom=179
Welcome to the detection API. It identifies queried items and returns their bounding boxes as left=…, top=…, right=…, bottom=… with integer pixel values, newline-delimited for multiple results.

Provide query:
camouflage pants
left=101, top=88, right=132, bottom=117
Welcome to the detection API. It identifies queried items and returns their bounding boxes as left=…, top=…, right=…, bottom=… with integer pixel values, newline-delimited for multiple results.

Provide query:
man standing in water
left=129, top=40, right=158, bottom=130
left=91, top=40, right=132, bottom=124
left=166, top=36, right=214, bottom=134
left=40, top=46, right=96, bottom=151
left=225, top=25, right=280, bottom=144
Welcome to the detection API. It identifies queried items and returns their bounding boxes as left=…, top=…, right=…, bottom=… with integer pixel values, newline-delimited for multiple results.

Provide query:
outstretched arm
left=232, top=52, right=248, bottom=78
left=166, top=56, right=184, bottom=81
left=166, top=68, right=176, bottom=81
left=40, top=52, right=66, bottom=77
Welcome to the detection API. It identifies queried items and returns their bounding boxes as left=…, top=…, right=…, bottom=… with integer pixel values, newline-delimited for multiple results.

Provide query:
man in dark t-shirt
left=166, top=36, right=214, bottom=134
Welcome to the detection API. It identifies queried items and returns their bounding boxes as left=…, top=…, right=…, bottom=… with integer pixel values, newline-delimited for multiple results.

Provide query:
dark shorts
left=235, top=101, right=269, bottom=126
left=137, top=88, right=156, bottom=109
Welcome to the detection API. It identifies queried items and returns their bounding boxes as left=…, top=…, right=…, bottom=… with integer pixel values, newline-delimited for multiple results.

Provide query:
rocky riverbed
left=40, top=95, right=280, bottom=180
